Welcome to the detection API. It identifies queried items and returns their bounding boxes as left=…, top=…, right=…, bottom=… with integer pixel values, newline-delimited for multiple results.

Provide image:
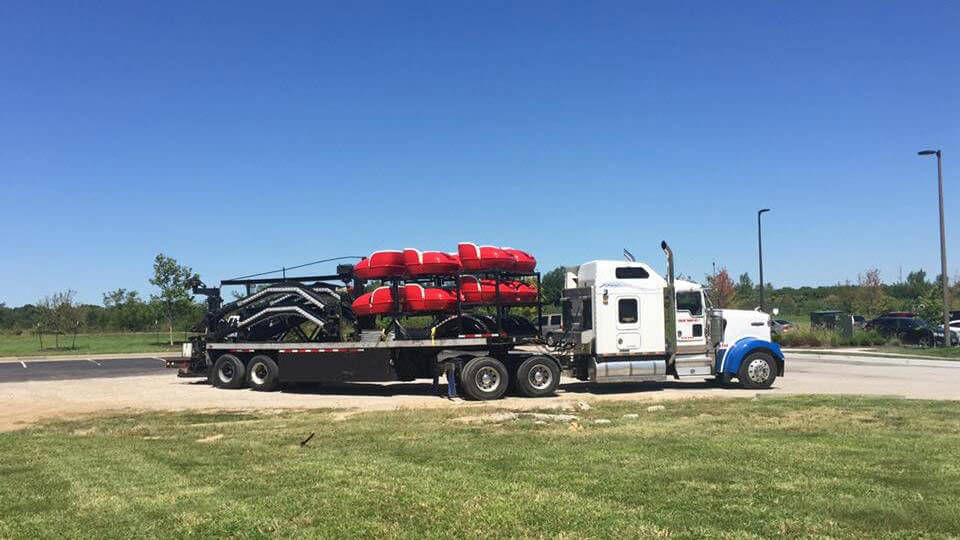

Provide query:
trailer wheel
left=211, top=354, right=246, bottom=389
left=247, top=355, right=279, bottom=392
left=738, top=351, right=777, bottom=389
left=515, top=356, right=560, bottom=397
left=461, top=357, right=509, bottom=400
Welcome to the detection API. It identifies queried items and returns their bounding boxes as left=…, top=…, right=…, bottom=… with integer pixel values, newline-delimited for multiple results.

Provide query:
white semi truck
left=172, top=241, right=783, bottom=398
left=557, top=242, right=783, bottom=388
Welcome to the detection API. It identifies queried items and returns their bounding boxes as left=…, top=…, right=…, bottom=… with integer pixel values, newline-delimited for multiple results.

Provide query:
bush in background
left=776, top=328, right=886, bottom=348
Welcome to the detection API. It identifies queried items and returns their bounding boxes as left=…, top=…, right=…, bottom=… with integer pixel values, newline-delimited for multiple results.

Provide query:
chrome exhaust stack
left=661, top=241, right=677, bottom=365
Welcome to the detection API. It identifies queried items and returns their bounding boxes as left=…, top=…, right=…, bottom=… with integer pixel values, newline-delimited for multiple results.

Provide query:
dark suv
left=865, top=317, right=935, bottom=347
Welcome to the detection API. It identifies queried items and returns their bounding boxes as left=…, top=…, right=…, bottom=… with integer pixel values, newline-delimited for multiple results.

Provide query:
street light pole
left=758, top=208, right=770, bottom=313
left=918, top=149, right=950, bottom=346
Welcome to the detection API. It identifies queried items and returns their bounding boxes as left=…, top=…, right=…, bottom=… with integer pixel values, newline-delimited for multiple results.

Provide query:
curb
left=785, top=351, right=960, bottom=369
left=0, top=352, right=181, bottom=364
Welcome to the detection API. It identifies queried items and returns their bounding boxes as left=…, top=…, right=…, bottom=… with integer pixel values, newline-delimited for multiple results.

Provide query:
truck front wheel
left=515, top=356, right=560, bottom=397
left=247, top=355, right=279, bottom=392
left=461, top=357, right=509, bottom=400
left=738, top=351, right=777, bottom=389
left=211, top=354, right=246, bottom=389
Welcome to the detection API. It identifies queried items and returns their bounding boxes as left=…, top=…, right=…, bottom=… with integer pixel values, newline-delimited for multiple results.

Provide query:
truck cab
left=559, top=245, right=783, bottom=388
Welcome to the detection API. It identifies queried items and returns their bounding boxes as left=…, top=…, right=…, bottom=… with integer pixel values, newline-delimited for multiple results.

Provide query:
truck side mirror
left=772, top=308, right=780, bottom=316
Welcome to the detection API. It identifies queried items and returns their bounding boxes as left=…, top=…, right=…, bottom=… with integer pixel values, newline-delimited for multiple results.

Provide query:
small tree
left=149, top=254, right=198, bottom=345
left=38, top=290, right=82, bottom=349
left=706, top=267, right=736, bottom=308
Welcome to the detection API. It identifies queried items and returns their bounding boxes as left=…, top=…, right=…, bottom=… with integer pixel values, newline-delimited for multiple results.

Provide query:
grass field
left=869, top=345, right=960, bottom=359
left=0, top=332, right=182, bottom=357
left=1, top=396, right=958, bottom=538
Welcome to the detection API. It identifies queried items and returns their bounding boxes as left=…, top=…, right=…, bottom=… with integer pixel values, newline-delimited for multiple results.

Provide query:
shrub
left=777, top=328, right=886, bottom=348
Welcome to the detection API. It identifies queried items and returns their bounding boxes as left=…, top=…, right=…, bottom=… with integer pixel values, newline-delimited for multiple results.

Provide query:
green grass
left=0, top=332, right=183, bottom=357
left=868, top=345, right=960, bottom=359
left=1, top=396, right=959, bottom=538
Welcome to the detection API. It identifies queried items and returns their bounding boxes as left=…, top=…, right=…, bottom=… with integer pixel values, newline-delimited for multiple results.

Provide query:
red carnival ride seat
left=459, top=276, right=498, bottom=303
left=457, top=243, right=516, bottom=271
left=353, top=250, right=405, bottom=280
left=351, top=286, right=398, bottom=316
left=502, top=248, right=536, bottom=273
left=403, top=249, right=461, bottom=276
left=459, top=276, right=536, bottom=303
left=403, top=284, right=457, bottom=312
left=499, top=281, right=538, bottom=303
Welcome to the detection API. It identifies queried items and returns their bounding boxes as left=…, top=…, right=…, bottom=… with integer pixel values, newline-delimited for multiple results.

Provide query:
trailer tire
left=737, top=351, right=777, bottom=389
left=211, top=354, right=246, bottom=389
left=461, top=356, right=509, bottom=400
left=247, top=355, right=279, bottom=392
left=515, top=356, right=560, bottom=397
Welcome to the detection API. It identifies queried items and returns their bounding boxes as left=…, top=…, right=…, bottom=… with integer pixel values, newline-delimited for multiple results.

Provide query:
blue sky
left=2, top=1, right=958, bottom=305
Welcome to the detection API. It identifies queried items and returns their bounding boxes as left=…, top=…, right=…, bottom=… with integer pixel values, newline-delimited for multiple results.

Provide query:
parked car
left=934, top=320, right=960, bottom=346
left=865, top=316, right=936, bottom=347
left=538, top=313, right=563, bottom=345
left=810, top=311, right=843, bottom=328
left=771, top=319, right=794, bottom=336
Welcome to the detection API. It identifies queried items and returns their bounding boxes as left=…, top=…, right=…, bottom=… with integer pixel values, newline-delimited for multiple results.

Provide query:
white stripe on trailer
left=275, top=348, right=369, bottom=354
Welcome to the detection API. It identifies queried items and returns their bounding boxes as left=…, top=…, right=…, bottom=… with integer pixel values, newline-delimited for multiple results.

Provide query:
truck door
left=676, top=291, right=707, bottom=351
left=615, top=296, right=642, bottom=351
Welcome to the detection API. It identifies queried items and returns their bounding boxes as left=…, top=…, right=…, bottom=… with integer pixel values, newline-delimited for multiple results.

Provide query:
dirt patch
left=196, top=434, right=224, bottom=443
left=4, top=354, right=960, bottom=432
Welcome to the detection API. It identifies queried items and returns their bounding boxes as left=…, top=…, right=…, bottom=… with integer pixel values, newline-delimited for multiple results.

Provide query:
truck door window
left=618, top=298, right=638, bottom=323
left=676, top=291, right=703, bottom=316
left=582, top=299, right=592, bottom=330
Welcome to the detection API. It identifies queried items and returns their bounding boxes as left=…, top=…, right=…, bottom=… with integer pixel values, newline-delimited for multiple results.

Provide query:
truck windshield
left=676, top=291, right=703, bottom=316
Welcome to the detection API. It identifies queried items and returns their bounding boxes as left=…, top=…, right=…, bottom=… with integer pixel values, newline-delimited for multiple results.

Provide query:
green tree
left=540, top=266, right=567, bottom=307
left=735, top=273, right=756, bottom=309
left=38, top=290, right=82, bottom=349
left=149, top=254, right=199, bottom=345
left=103, top=288, right=152, bottom=331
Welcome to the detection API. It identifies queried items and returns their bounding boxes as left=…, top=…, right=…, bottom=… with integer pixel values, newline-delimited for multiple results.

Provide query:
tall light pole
left=918, top=149, right=950, bottom=345
left=758, top=208, right=771, bottom=313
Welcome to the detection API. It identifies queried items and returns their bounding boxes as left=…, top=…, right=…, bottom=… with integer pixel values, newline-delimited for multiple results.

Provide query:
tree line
left=706, top=266, right=959, bottom=321
left=0, top=254, right=201, bottom=345
left=3, top=259, right=957, bottom=340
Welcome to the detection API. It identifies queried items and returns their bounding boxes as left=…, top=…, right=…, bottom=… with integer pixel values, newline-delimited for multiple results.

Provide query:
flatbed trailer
left=171, top=334, right=563, bottom=400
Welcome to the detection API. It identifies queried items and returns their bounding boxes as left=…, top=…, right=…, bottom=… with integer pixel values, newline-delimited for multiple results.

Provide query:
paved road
left=1, top=353, right=958, bottom=399
left=0, top=357, right=169, bottom=383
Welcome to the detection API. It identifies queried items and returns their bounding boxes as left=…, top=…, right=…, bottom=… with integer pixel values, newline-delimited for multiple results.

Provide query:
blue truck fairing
left=716, top=338, right=785, bottom=376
